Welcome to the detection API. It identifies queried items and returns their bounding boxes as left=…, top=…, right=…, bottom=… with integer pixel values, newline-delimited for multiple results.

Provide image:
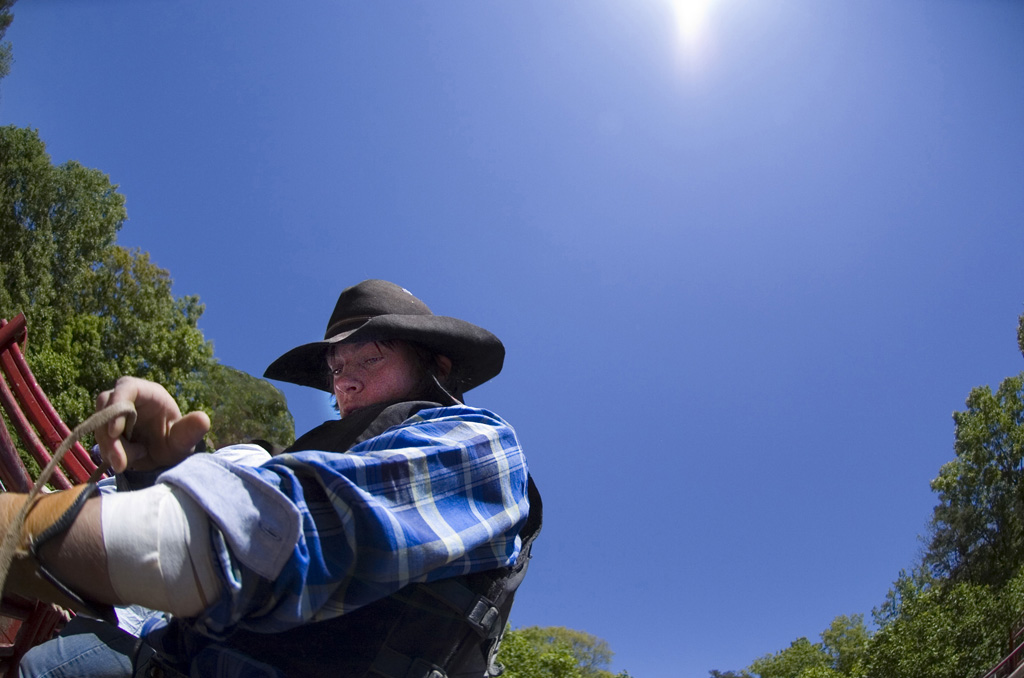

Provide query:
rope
left=0, top=401, right=137, bottom=599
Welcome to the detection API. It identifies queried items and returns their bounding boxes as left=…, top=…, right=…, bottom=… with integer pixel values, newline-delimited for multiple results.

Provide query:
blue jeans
left=18, top=616, right=135, bottom=678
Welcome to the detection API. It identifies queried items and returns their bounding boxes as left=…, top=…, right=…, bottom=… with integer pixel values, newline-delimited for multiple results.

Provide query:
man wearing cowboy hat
left=5, top=280, right=540, bottom=677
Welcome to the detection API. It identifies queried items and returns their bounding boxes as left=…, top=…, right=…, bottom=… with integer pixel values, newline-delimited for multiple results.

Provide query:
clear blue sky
left=3, top=1, right=1023, bottom=676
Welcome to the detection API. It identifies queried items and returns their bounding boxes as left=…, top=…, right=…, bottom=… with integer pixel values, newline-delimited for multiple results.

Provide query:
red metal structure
left=983, top=612, right=1024, bottom=678
left=0, top=314, right=101, bottom=676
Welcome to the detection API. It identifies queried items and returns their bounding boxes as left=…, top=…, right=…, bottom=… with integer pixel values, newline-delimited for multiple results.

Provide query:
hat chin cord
left=427, top=373, right=462, bottom=407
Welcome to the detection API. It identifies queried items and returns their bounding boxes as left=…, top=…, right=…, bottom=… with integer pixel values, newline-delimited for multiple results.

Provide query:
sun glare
left=670, top=0, right=717, bottom=61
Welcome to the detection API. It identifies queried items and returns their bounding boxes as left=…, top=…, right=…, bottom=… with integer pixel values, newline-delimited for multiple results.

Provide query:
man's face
left=327, top=341, right=422, bottom=417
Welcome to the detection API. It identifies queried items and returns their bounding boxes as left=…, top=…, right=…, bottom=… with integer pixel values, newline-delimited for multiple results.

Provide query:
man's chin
left=340, top=402, right=377, bottom=418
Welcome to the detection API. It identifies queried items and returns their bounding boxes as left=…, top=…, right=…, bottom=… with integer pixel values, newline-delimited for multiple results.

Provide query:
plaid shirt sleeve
left=194, top=405, right=529, bottom=635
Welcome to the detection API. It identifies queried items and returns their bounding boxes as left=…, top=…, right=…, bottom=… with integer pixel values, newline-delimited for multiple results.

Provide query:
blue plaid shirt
left=158, top=404, right=529, bottom=638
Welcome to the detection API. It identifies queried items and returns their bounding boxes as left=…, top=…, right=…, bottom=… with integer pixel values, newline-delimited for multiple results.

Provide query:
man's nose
left=333, top=371, right=362, bottom=392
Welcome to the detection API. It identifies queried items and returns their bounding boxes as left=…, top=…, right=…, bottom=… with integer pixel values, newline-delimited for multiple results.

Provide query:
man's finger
left=105, top=415, right=127, bottom=443
left=97, top=379, right=141, bottom=442
left=103, top=441, right=129, bottom=474
left=168, top=411, right=212, bottom=455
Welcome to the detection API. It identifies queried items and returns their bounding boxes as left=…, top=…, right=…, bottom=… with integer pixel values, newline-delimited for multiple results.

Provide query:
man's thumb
left=168, top=411, right=212, bottom=453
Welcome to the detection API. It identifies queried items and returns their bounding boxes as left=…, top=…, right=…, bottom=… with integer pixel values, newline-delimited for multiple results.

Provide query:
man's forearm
left=36, top=496, right=122, bottom=605
left=8, top=487, right=221, bottom=618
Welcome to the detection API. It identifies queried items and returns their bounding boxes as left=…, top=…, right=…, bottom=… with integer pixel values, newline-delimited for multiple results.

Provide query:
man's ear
left=435, top=355, right=453, bottom=379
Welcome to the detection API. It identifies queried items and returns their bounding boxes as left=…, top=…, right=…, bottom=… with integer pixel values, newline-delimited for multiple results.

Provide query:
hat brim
left=263, top=314, right=504, bottom=394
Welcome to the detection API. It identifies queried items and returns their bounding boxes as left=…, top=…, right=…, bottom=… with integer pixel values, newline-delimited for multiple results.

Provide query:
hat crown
left=325, top=280, right=432, bottom=339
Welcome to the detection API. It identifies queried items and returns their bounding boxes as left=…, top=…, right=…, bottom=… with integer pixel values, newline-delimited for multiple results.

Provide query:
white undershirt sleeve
left=100, top=483, right=223, bottom=617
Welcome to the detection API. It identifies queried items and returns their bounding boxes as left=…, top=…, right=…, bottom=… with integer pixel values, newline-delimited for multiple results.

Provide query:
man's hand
left=94, top=377, right=211, bottom=473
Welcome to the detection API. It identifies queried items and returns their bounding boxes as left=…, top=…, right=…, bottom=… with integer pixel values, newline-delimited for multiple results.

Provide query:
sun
left=669, top=0, right=718, bottom=56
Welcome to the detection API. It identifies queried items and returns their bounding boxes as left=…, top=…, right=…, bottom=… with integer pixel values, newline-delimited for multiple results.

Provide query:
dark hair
left=405, top=341, right=463, bottom=404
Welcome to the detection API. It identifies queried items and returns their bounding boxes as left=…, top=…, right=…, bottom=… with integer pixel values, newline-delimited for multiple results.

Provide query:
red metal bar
left=0, top=415, right=33, bottom=493
left=982, top=639, right=1024, bottom=678
left=0, top=320, right=35, bottom=492
left=1013, top=612, right=1024, bottom=647
left=67, top=443, right=98, bottom=479
left=0, top=594, right=35, bottom=623
left=0, top=348, right=80, bottom=485
left=0, top=315, right=80, bottom=675
left=0, top=616, right=20, bottom=658
left=0, top=316, right=26, bottom=354
left=0, top=317, right=97, bottom=483
left=0, top=594, right=33, bottom=657
left=4, top=351, right=65, bottom=451
left=6, top=344, right=96, bottom=481
left=2, top=602, right=63, bottom=678
left=0, top=364, right=72, bottom=491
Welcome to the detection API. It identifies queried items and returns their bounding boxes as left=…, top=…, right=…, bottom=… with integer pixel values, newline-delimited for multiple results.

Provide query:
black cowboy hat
left=263, top=280, right=504, bottom=394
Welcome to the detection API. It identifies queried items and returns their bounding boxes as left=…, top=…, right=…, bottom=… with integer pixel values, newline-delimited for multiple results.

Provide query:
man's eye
left=364, top=356, right=383, bottom=367
left=330, top=367, right=344, bottom=376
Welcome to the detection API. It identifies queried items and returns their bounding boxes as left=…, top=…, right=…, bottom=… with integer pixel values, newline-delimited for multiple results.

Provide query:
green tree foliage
left=37, top=244, right=213, bottom=426
left=743, top=311, right=1024, bottom=678
left=0, top=125, right=212, bottom=425
left=1018, top=311, right=1024, bottom=357
left=865, top=568, right=1024, bottom=678
left=0, top=125, right=292, bottom=450
left=748, top=637, right=831, bottom=678
left=1, top=125, right=138, bottom=421
left=820, top=615, right=870, bottom=677
left=512, top=626, right=614, bottom=677
left=202, top=362, right=295, bottom=449
left=871, top=565, right=934, bottom=630
left=498, top=628, right=583, bottom=678
left=745, top=616, right=870, bottom=678
left=0, top=1, right=15, bottom=82
left=925, top=370, right=1024, bottom=587
left=0, top=125, right=125, bottom=346
left=866, top=311, right=1024, bottom=677
left=498, top=627, right=632, bottom=678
